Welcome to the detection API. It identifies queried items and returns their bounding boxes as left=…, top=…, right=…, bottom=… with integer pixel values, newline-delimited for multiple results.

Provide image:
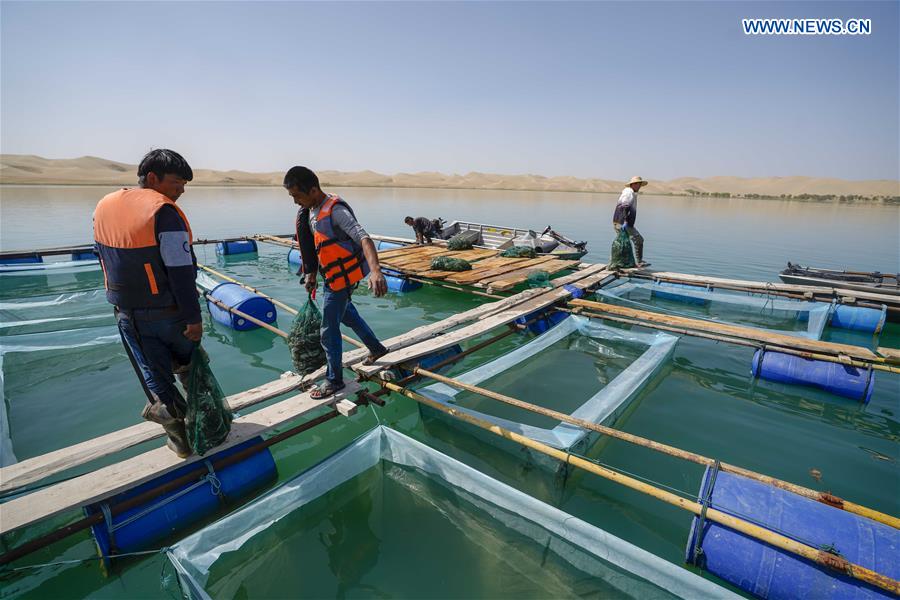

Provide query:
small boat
left=779, top=262, right=900, bottom=297
left=435, top=220, right=588, bottom=260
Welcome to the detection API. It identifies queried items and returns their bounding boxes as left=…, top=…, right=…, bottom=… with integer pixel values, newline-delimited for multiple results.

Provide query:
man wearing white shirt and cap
left=613, top=176, right=649, bottom=267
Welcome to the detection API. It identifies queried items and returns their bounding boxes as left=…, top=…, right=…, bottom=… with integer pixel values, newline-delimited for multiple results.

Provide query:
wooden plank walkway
left=0, top=277, right=564, bottom=495
left=355, top=263, right=615, bottom=377
left=0, top=383, right=360, bottom=535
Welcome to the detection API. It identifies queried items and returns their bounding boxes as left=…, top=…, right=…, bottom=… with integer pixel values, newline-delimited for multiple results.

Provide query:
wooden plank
left=355, top=264, right=615, bottom=376
left=570, top=299, right=880, bottom=361
left=877, top=347, right=900, bottom=364
left=446, top=256, right=556, bottom=285
left=633, top=270, right=899, bottom=306
left=0, top=383, right=360, bottom=534
left=483, top=259, right=579, bottom=291
left=0, top=374, right=306, bottom=493
left=413, top=256, right=515, bottom=279
left=0, top=282, right=555, bottom=493
left=378, top=245, right=445, bottom=260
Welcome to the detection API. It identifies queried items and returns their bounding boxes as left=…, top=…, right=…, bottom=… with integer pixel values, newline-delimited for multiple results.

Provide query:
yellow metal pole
left=381, top=380, right=900, bottom=595
left=413, top=367, right=899, bottom=529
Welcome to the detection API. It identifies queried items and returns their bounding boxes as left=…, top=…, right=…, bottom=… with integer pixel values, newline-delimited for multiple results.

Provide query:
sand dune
left=1, top=154, right=897, bottom=199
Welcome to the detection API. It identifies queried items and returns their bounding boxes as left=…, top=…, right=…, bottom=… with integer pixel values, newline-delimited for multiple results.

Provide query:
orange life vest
left=93, top=188, right=193, bottom=308
left=313, top=195, right=367, bottom=291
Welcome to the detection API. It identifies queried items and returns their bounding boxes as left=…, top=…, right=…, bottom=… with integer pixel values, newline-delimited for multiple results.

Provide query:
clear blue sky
left=2, top=1, right=897, bottom=181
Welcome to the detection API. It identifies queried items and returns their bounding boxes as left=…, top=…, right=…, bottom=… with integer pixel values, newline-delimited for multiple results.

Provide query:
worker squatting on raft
left=613, top=176, right=649, bottom=267
left=404, top=216, right=441, bottom=244
left=285, top=166, right=389, bottom=400
left=93, top=149, right=201, bottom=458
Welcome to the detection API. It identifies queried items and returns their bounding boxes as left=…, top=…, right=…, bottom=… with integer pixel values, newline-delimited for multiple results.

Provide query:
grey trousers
left=613, top=223, right=644, bottom=262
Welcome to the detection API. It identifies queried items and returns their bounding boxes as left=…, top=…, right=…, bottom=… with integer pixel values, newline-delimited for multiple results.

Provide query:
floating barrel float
left=686, top=466, right=899, bottom=599
left=650, top=282, right=710, bottom=306
left=398, top=345, right=464, bottom=378
left=216, top=240, right=258, bottom=256
left=206, top=282, right=277, bottom=331
left=375, top=240, right=404, bottom=251
left=71, top=250, right=96, bottom=261
left=1, top=254, right=42, bottom=265
left=516, top=307, right=570, bottom=335
left=287, top=248, right=302, bottom=267
left=85, top=437, right=276, bottom=567
left=830, top=304, right=887, bottom=334
left=751, top=349, right=874, bottom=403
left=384, top=268, right=422, bottom=294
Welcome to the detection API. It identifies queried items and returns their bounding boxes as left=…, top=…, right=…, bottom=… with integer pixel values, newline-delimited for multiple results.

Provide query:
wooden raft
left=378, top=244, right=579, bottom=291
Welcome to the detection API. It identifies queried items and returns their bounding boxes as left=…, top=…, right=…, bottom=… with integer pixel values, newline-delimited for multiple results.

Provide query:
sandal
left=310, top=382, right=346, bottom=400
left=362, top=348, right=389, bottom=366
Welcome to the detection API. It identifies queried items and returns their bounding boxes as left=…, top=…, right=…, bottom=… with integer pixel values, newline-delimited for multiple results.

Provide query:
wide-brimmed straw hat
left=627, top=176, right=649, bottom=187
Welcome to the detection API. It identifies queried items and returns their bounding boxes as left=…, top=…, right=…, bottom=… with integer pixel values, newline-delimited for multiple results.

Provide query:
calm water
left=0, top=186, right=898, bottom=599
left=1, top=185, right=898, bottom=279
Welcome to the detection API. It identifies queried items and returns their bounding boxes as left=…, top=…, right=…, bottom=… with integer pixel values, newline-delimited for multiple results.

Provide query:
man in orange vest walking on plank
left=93, top=149, right=201, bottom=458
left=285, top=166, right=389, bottom=399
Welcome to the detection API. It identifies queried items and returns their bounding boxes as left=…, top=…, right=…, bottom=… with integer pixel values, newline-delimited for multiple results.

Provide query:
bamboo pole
left=413, top=367, right=899, bottom=529
left=254, top=233, right=297, bottom=248
left=380, top=380, right=900, bottom=595
left=199, top=265, right=367, bottom=349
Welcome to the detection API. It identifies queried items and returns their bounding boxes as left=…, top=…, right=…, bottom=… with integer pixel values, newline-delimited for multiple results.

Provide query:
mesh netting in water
left=447, top=233, right=475, bottom=251
left=500, top=246, right=537, bottom=259
left=287, top=295, right=327, bottom=376
left=608, top=229, right=636, bottom=270
left=431, top=256, right=472, bottom=271
left=185, top=345, right=233, bottom=456
left=526, top=270, right=552, bottom=288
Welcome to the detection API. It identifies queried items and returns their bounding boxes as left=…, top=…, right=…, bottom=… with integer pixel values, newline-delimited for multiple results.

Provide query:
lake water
left=0, top=185, right=898, bottom=599
left=1, top=185, right=898, bottom=280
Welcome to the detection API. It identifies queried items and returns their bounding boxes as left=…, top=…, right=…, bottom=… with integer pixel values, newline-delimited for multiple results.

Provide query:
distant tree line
left=682, top=189, right=898, bottom=203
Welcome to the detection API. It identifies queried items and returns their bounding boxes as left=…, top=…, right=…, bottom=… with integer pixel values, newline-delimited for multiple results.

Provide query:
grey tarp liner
left=419, top=315, right=677, bottom=450
left=168, top=426, right=736, bottom=599
left=597, top=279, right=831, bottom=340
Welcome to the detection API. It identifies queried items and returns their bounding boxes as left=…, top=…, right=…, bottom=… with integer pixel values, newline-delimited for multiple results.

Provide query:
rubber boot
left=141, top=401, right=192, bottom=458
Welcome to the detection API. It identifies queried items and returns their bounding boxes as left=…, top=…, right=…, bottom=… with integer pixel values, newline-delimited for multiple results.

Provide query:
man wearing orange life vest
left=93, top=149, right=201, bottom=458
left=285, top=166, right=389, bottom=399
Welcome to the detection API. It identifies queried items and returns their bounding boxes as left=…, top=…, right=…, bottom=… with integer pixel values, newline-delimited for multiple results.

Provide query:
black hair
left=404, top=216, right=414, bottom=224
left=283, top=166, right=320, bottom=193
left=137, top=149, right=193, bottom=185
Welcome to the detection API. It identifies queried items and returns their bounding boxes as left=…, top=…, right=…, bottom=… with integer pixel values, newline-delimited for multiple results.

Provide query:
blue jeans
left=321, top=286, right=386, bottom=386
left=116, top=309, right=195, bottom=416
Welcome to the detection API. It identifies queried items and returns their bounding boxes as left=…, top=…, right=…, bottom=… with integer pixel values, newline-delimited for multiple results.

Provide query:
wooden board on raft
left=479, top=259, right=580, bottom=291
left=355, top=263, right=615, bottom=377
left=569, top=299, right=882, bottom=361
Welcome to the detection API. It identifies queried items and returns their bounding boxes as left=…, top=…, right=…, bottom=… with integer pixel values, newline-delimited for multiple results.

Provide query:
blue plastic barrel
left=376, top=240, right=404, bottom=251
left=287, top=248, right=302, bottom=265
left=830, top=304, right=887, bottom=334
left=651, top=282, right=710, bottom=306
left=206, top=282, right=277, bottom=331
left=686, top=466, right=899, bottom=599
left=86, top=437, right=276, bottom=566
left=398, top=345, right=463, bottom=378
left=385, top=270, right=422, bottom=293
left=215, top=240, right=258, bottom=256
left=71, top=250, right=96, bottom=261
left=751, top=349, right=874, bottom=403
left=1, top=254, right=42, bottom=265
left=515, top=308, right=569, bottom=335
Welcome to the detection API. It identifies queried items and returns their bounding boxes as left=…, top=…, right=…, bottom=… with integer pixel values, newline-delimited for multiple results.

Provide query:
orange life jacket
left=93, top=188, right=193, bottom=308
left=313, top=196, right=367, bottom=291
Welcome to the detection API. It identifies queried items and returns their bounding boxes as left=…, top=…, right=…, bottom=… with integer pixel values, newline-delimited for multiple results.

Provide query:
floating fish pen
left=1, top=234, right=898, bottom=599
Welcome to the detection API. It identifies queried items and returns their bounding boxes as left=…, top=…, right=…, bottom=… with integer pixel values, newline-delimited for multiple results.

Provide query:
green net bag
left=526, top=270, right=552, bottom=288
left=431, top=256, right=472, bottom=271
left=288, top=294, right=327, bottom=376
left=185, top=345, right=233, bottom=456
left=447, top=233, right=475, bottom=251
left=500, top=246, right=537, bottom=258
left=608, top=228, right=637, bottom=270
